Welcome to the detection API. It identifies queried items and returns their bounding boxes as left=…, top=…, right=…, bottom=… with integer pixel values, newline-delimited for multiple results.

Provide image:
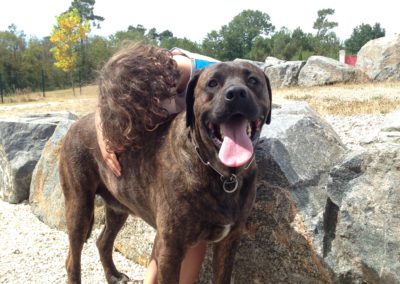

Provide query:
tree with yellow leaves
left=50, top=8, right=90, bottom=95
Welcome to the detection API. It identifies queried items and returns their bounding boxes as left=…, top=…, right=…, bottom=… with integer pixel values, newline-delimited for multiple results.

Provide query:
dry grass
left=0, top=85, right=98, bottom=117
left=1, top=81, right=400, bottom=118
left=275, top=81, right=400, bottom=115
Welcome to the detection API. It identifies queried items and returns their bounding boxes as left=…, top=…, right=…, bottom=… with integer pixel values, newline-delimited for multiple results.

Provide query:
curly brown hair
left=98, top=42, right=180, bottom=152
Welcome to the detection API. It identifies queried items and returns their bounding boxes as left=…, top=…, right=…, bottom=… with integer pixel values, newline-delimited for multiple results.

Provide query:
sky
left=0, top=0, right=398, bottom=42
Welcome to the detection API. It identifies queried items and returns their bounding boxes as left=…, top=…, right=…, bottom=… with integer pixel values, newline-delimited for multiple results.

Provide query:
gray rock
left=29, top=118, right=104, bottom=230
left=258, top=103, right=346, bottom=260
left=259, top=102, right=346, bottom=187
left=378, top=108, right=400, bottom=143
left=324, top=145, right=400, bottom=283
left=255, top=105, right=400, bottom=283
left=298, top=56, right=365, bottom=86
left=264, top=60, right=306, bottom=88
left=0, top=112, right=78, bottom=203
left=263, top=56, right=286, bottom=68
left=356, top=35, right=400, bottom=81
left=233, top=58, right=264, bottom=68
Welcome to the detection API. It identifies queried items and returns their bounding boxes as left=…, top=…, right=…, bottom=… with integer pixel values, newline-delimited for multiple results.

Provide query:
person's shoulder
left=170, top=47, right=220, bottom=66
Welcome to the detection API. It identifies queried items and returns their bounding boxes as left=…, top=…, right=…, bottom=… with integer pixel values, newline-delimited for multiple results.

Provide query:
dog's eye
left=208, top=79, right=218, bottom=88
left=248, top=76, right=259, bottom=85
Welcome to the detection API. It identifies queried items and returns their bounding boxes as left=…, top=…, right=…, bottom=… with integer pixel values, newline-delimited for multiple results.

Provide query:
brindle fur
left=59, top=61, right=272, bottom=284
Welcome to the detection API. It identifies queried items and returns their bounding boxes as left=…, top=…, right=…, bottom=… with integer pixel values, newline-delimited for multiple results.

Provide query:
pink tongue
left=218, top=118, right=253, bottom=167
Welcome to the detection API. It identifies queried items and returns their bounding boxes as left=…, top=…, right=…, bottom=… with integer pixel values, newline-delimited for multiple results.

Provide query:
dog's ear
left=264, top=73, right=272, bottom=125
left=186, top=70, right=202, bottom=128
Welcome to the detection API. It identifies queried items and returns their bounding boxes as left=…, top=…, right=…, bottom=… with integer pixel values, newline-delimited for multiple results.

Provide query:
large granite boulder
left=255, top=102, right=346, bottom=266
left=0, top=112, right=77, bottom=203
left=29, top=118, right=105, bottom=230
left=259, top=102, right=346, bottom=187
left=233, top=58, right=264, bottom=68
left=264, top=60, right=306, bottom=88
left=263, top=56, right=286, bottom=68
left=298, top=56, right=365, bottom=86
left=356, top=35, right=400, bottom=81
left=321, top=108, right=400, bottom=283
left=324, top=144, right=400, bottom=283
left=29, top=120, right=75, bottom=229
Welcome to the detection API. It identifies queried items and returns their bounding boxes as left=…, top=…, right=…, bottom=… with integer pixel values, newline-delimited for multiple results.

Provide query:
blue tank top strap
left=170, top=47, right=219, bottom=74
left=194, top=58, right=216, bottom=70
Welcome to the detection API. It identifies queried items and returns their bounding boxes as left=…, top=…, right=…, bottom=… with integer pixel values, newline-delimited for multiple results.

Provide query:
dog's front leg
left=153, top=233, right=185, bottom=284
left=212, top=233, right=240, bottom=284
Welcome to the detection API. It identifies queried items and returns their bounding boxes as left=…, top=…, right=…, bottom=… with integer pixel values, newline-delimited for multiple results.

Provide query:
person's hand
left=99, top=141, right=122, bottom=177
left=95, top=107, right=122, bottom=177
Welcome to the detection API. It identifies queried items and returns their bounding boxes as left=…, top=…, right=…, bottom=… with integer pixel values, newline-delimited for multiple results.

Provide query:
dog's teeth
left=213, top=137, right=222, bottom=146
left=247, top=123, right=251, bottom=137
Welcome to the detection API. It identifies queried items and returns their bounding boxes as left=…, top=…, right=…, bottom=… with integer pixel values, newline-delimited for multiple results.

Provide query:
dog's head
left=186, top=61, right=272, bottom=168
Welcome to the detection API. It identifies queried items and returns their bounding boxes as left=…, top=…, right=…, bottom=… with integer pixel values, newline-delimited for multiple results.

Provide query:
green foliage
left=84, top=35, right=113, bottom=79
left=160, top=37, right=201, bottom=53
left=67, top=0, right=105, bottom=85
left=247, top=36, right=271, bottom=61
left=345, top=23, right=385, bottom=54
left=202, top=30, right=225, bottom=59
left=248, top=27, right=315, bottom=61
left=0, top=25, right=26, bottom=91
left=310, top=31, right=341, bottom=59
left=313, top=8, right=338, bottom=38
left=0, top=25, right=27, bottom=92
left=109, top=25, right=153, bottom=48
left=290, top=28, right=313, bottom=60
left=202, top=10, right=275, bottom=60
left=310, top=8, right=341, bottom=59
left=270, top=28, right=292, bottom=60
left=0, top=26, right=69, bottom=95
left=68, top=0, right=104, bottom=28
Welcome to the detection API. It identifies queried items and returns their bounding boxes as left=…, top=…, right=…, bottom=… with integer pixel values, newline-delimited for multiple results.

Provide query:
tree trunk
left=0, top=73, right=3, bottom=103
left=70, top=70, right=75, bottom=96
left=41, top=69, right=46, bottom=97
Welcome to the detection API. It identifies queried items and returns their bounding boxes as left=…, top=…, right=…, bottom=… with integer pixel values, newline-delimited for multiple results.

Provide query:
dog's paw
left=127, top=280, right=144, bottom=284
left=109, top=272, right=130, bottom=283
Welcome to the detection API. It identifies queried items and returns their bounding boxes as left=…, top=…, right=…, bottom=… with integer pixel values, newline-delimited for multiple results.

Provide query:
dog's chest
left=195, top=191, right=243, bottom=243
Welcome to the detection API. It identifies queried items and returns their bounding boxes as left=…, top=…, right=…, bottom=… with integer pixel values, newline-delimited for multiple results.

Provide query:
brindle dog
left=59, top=61, right=272, bottom=283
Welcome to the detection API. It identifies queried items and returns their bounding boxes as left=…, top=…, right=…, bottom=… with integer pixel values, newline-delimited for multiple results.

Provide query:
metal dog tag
left=222, top=174, right=238, bottom=193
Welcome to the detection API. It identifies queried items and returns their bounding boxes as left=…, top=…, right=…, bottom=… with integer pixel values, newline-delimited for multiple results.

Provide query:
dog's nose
left=224, top=86, right=248, bottom=102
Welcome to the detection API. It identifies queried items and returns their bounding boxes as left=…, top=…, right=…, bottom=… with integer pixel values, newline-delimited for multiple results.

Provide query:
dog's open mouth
left=206, top=115, right=262, bottom=167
